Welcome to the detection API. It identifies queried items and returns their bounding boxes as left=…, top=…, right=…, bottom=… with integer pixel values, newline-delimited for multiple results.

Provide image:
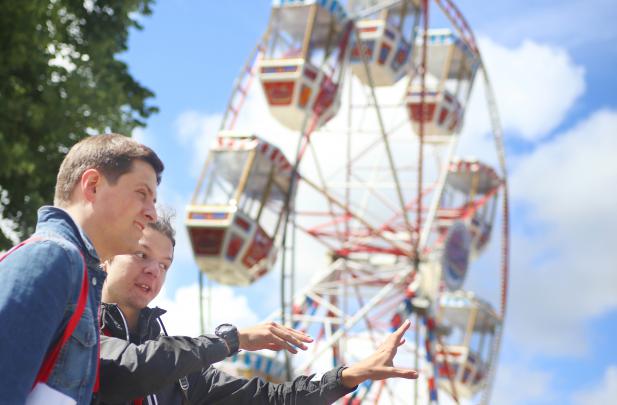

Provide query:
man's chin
left=115, top=238, right=140, bottom=256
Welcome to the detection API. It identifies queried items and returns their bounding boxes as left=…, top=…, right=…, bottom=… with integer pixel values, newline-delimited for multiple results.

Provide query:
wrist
left=340, top=365, right=363, bottom=389
left=238, top=329, right=247, bottom=350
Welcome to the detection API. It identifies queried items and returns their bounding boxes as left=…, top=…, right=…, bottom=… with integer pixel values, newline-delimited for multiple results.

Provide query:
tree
left=0, top=0, right=158, bottom=248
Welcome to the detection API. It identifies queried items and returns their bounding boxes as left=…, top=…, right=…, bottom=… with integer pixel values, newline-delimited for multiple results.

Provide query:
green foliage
left=0, top=0, right=158, bottom=248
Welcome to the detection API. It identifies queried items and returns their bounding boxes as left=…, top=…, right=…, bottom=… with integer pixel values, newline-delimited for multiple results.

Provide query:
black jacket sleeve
left=98, top=334, right=230, bottom=402
left=186, top=365, right=356, bottom=405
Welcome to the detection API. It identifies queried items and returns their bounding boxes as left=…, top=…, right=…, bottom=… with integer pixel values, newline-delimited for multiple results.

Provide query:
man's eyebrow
left=138, top=242, right=151, bottom=252
left=139, top=242, right=172, bottom=263
left=141, top=183, right=157, bottom=203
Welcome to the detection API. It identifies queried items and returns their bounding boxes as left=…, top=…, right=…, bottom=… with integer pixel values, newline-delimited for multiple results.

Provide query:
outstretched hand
left=341, top=319, right=419, bottom=388
left=239, top=322, right=313, bottom=354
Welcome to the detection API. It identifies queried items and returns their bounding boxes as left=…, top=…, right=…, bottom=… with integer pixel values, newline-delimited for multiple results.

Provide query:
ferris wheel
left=185, top=0, right=509, bottom=404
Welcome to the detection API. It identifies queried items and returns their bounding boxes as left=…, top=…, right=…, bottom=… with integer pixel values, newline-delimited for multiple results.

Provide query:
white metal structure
left=190, top=0, right=509, bottom=404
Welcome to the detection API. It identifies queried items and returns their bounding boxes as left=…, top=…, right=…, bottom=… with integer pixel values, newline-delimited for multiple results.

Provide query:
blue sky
left=122, top=1, right=617, bottom=403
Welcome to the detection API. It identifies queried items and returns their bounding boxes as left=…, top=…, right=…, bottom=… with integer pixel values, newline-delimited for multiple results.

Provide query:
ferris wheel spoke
left=350, top=171, right=403, bottom=219
left=307, top=139, right=345, bottom=242
left=352, top=25, right=415, bottom=238
left=436, top=334, right=461, bottom=404
left=294, top=265, right=413, bottom=374
left=419, top=136, right=459, bottom=249
left=300, top=174, right=415, bottom=256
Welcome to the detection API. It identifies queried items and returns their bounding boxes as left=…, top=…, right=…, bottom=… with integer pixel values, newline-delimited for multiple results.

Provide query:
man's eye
left=159, top=263, right=169, bottom=271
left=134, top=252, right=146, bottom=259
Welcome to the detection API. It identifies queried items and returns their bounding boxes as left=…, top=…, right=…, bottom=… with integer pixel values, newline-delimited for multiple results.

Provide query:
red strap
left=0, top=237, right=45, bottom=263
left=93, top=306, right=101, bottom=393
left=35, top=250, right=89, bottom=384
left=0, top=237, right=90, bottom=385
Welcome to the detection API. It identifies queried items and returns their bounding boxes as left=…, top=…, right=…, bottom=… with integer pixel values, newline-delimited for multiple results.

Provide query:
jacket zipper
left=116, top=307, right=158, bottom=405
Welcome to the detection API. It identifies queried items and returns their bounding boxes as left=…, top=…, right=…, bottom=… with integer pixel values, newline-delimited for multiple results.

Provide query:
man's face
left=102, top=227, right=173, bottom=310
left=93, top=160, right=158, bottom=258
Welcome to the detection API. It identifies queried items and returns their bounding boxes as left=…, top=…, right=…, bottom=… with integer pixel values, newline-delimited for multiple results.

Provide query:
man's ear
left=81, top=168, right=103, bottom=203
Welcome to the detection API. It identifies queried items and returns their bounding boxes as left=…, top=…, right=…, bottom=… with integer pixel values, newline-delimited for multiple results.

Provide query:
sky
left=120, top=1, right=617, bottom=404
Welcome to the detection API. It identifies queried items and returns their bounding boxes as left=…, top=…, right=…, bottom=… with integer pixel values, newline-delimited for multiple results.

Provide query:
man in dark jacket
left=98, top=213, right=418, bottom=404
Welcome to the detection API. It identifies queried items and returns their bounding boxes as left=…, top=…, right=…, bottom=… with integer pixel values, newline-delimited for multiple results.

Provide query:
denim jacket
left=0, top=206, right=106, bottom=404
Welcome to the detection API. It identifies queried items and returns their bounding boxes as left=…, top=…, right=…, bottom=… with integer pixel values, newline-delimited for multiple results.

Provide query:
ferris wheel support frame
left=200, top=1, right=509, bottom=403
left=294, top=262, right=413, bottom=373
left=430, top=1, right=510, bottom=404
left=278, top=20, right=354, bottom=376
left=219, top=29, right=270, bottom=132
left=353, top=25, right=416, bottom=240
left=478, top=65, right=510, bottom=405
left=413, top=3, right=430, bottom=402
left=278, top=2, right=461, bottom=401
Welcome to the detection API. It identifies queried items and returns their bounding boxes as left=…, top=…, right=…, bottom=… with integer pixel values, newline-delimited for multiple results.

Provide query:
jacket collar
left=35, top=206, right=100, bottom=268
left=101, top=303, right=167, bottom=342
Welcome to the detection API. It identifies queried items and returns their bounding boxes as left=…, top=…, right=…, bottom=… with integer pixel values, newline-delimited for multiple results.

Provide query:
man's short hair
left=54, top=133, right=164, bottom=207
left=148, top=208, right=176, bottom=248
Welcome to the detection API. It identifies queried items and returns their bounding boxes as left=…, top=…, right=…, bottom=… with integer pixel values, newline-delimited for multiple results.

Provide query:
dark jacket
left=97, top=303, right=355, bottom=404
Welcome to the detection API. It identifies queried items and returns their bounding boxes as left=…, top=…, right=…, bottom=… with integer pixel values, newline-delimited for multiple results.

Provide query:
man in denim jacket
left=0, top=134, right=163, bottom=404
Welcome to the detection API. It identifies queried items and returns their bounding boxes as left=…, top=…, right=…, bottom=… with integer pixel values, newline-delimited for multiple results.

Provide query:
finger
left=277, top=324, right=313, bottom=343
left=375, top=367, right=419, bottom=380
left=284, top=342, right=298, bottom=354
left=390, top=319, right=411, bottom=342
left=389, top=368, right=419, bottom=379
left=286, top=327, right=314, bottom=343
left=396, top=319, right=411, bottom=336
left=272, top=327, right=309, bottom=350
left=269, top=333, right=299, bottom=354
left=265, top=343, right=285, bottom=351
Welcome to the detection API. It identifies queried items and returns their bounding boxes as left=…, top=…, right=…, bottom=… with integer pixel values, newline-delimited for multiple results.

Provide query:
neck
left=63, top=204, right=112, bottom=261
left=118, top=305, right=140, bottom=335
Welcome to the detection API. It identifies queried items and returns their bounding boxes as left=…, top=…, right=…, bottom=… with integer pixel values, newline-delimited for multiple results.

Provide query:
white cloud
left=512, top=109, right=617, bottom=229
left=153, top=185, right=194, bottom=268
left=573, top=366, right=617, bottom=405
left=506, top=109, right=617, bottom=356
left=491, top=362, right=554, bottom=405
left=151, top=282, right=260, bottom=336
left=460, top=37, right=585, bottom=144
left=174, top=110, right=223, bottom=176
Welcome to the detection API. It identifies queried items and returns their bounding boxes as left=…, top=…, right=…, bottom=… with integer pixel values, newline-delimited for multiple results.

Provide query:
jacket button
left=92, top=277, right=97, bottom=286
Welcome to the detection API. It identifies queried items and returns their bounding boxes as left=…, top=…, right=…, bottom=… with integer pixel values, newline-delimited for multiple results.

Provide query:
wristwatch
left=215, top=323, right=240, bottom=355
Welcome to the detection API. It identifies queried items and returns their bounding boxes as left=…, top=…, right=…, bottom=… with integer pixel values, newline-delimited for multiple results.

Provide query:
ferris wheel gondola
left=406, top=28, right=479, bottom=140
left=349, top=0, right=422, bottom=86
left=259, top=0, right=353, bottom=131
left=186, top=132, right=296, bottom=285
left=435, top=290, right=500, bottom=400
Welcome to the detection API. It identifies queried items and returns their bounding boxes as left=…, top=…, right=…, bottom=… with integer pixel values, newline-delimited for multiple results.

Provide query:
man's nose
left=144, top=259, right=161, bottom=277
left=144, top=199, right=157, bottom=223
